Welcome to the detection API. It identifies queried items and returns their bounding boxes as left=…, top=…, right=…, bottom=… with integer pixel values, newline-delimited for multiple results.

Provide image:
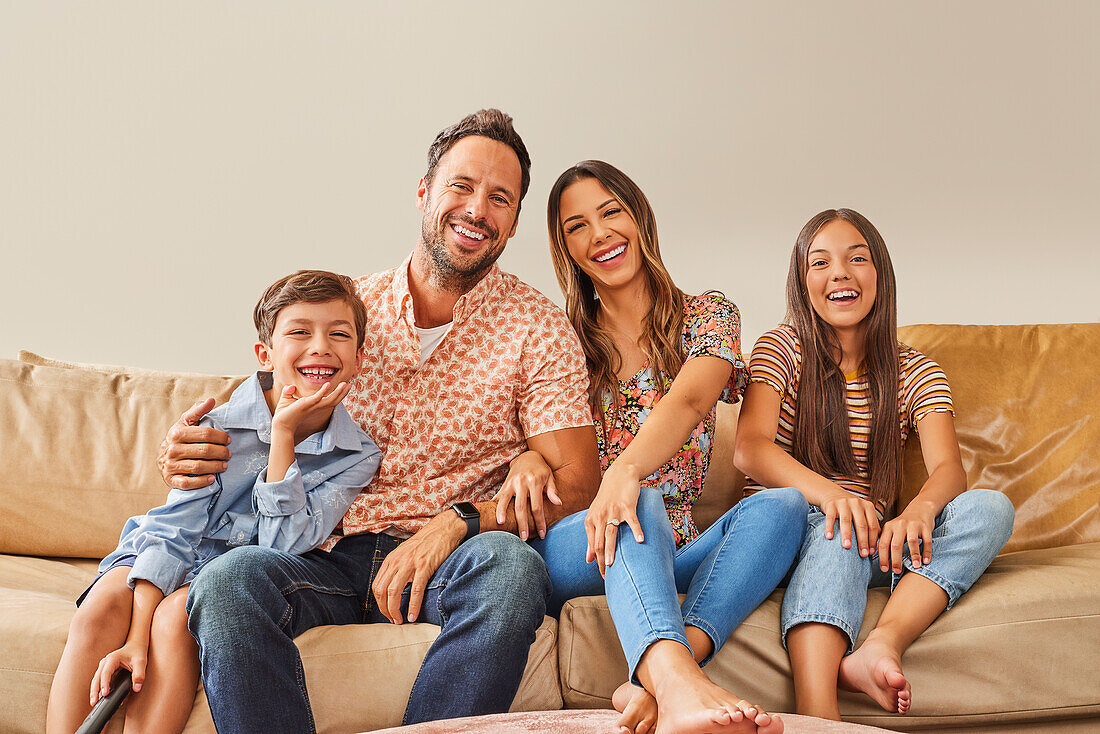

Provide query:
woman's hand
left=90, top=641, right=147, bottom=704
left=584, top=464, right=646, bottom=576
left=820, top=488, right=881, bottom=558
left=271, top=382, right=351, bottom=434
left=494, top=450, right=560, bottom=540
left=877, top=500, right=936, bottom=573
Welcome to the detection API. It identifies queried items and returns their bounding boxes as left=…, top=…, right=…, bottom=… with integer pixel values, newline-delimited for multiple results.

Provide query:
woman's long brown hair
left=786, top=208, right=902, bottom=509
left=547, top=160, right=685, bottom=433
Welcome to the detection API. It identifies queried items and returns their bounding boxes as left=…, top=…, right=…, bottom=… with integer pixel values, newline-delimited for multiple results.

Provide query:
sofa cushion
left=0, top=356, right=244, bottom=557
left=0, top=554, right=561, bottom=734
left=897, top=324, right=1100, bottom=553
left=557, top=542, right=1100, bottom=730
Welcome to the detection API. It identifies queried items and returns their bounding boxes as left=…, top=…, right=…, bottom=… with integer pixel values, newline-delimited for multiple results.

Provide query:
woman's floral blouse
left=596, top=293, right=748, bottom=547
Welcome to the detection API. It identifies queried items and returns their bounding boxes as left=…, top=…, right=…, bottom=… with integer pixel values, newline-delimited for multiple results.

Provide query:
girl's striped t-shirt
left=743, top=325, right=954, bottom=513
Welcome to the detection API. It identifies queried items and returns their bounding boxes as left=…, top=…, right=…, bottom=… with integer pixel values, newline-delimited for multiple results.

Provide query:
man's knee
left=456, top=531, right=551, bottom=605
left=187, top=546, right=282, bottom=626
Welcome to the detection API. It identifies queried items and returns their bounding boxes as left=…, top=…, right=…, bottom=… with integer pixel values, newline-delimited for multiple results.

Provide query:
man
left=158, top=109, right=600, bottom=731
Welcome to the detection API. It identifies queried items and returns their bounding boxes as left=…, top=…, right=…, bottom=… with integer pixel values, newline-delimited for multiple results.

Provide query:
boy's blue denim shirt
left=94, top=371, right=381, bottom=598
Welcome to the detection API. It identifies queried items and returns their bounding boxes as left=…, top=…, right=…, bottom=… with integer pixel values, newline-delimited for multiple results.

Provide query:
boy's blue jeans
left=781, top=488, right=1016, bottom=650
left=186, top=530, right=551, bottom=733
left=529, top=486, right=807, bottom=683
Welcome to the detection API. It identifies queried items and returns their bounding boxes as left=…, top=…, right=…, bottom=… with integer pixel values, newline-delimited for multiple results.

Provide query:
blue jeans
left=186, top=530, right=551, bottom=733
left=529, top=486, right=807, bottom=683
left=781, top=488, right=1015, bottom=650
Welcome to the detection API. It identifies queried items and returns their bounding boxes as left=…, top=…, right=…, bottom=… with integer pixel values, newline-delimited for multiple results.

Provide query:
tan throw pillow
left=0, top=355, right=245, bottom=558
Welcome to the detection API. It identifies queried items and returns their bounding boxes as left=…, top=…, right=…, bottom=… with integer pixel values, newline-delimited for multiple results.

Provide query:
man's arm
left=371, top=425, right=599, bottom=626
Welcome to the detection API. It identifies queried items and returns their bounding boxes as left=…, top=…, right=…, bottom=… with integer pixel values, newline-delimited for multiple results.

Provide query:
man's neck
left=408, top=247, right=471, bottom=328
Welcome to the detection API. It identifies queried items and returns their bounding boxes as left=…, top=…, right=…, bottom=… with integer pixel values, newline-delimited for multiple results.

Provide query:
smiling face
left=557, top=177, right=642, bottom=292
left=255, top=299, right=364, bottom=409
left=804, top=218, right=878, bottom=335
left=416, top=135, right=522, bottom=291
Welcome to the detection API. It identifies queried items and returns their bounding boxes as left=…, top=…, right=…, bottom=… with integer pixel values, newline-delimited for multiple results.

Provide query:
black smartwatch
left=451, top=502, right=479, bottom=543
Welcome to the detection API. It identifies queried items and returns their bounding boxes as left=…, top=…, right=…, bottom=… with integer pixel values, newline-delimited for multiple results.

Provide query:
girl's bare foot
left=651, top=667, right=783, bottom=734
left=613, top=681, right=658, bottom=734
left=838, top=637, right=912, bottom=714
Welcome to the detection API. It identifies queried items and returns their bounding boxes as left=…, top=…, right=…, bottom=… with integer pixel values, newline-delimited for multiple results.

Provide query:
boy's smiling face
left=254, top=299, right=364, bottom=409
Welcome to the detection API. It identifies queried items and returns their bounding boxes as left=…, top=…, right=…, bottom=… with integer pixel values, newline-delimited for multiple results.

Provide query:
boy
left=46, top=270, right=381, bottom=734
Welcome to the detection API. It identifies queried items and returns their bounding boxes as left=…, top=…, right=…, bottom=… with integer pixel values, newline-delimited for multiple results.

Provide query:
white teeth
left=300, top=368, right=336, bottom=377
left=595, top=245, right=626, bottom=262
left=453, top=224, right=486, bottom=241
left=827, top=290, right=859, bottom=301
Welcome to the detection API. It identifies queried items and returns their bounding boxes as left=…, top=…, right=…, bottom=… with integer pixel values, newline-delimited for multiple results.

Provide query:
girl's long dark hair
left=786, top=208, right=902, bottom=509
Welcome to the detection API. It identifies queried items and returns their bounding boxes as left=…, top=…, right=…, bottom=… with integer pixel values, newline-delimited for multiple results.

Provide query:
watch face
left=453, top=502, right=479, bottom=519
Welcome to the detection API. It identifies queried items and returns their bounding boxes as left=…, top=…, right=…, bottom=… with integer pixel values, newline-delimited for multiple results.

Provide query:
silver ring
left=606, top=519, right=621, bottom=526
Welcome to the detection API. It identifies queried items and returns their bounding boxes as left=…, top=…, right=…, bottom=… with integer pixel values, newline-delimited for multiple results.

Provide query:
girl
left=500, top=161, right=805, bottom=734
left=733, top=209, right=1014, bottom=720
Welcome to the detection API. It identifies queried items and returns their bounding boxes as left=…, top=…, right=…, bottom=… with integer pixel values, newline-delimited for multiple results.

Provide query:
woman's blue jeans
left=781, top=488, right=1015, bottom=651
left=530, top=486, right=807, bottom=683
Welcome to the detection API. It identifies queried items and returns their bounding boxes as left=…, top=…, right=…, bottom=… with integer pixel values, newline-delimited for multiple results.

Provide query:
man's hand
left=371, top=513, right=465, bottom=625
left=157, top=398, right=231, bottom=490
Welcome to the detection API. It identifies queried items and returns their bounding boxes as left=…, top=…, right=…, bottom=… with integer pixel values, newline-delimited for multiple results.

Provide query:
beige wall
left=2, top=1, right=1097, bottom=374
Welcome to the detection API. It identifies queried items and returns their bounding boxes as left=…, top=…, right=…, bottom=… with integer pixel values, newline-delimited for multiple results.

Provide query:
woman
left=733, top=208, right=1015, bottom=720
left=499, top=160, right=805, bottom=734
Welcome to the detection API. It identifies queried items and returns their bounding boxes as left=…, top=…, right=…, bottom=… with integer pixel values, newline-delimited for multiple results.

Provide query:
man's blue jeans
left=781, top=488, right=1016, bottom=650
left=186, top=530, right=551, bottom=733
left=529, top=486, right=807, bottom=683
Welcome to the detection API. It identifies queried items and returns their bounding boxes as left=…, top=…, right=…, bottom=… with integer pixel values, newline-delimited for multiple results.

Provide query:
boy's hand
left=91, top=642, right=147, bottom=704
left=271, top=382, right=352, bottom=433
left=158, top=398, right=231, bottom=490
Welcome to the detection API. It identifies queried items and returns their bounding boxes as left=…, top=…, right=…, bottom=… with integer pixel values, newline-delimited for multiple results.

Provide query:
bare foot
left=612, top=681, right=658, bottom=734
left=651, top=668, right=783, bottom=734
left=839, top=637, right=912, bottom=714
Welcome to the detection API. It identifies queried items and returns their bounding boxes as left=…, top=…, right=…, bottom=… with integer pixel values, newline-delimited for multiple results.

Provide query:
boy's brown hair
left=253, top=270, right=368, bottom=349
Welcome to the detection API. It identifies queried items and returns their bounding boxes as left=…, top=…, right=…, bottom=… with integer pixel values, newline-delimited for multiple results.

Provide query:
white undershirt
left=414, top=321, right=452, bottom=367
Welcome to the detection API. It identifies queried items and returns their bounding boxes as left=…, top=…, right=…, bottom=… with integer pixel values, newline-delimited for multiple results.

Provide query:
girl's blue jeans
left=781, top=488, right=1015, bottom=651
left=530, top=486, right=807, bottom=683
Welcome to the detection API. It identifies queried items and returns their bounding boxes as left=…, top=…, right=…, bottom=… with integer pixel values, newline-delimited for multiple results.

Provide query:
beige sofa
left=2, top=323, right=1098, bottom=733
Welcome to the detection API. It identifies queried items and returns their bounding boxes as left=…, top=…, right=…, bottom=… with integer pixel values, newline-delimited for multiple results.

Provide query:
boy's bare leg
left=46, top=567, right=133, bottom=734
left=615, top=626, right=717, bottom=734
left=839, top=574, right=947, bottom=715
left=786, top=622, right=848, bottom=720
left=634, top=638, right=783, bottom=734
left=124, top=586, right=200, bottom=734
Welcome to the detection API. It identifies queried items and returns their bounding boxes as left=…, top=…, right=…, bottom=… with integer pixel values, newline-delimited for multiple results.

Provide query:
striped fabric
left=743, top=325, right=954, bottom=513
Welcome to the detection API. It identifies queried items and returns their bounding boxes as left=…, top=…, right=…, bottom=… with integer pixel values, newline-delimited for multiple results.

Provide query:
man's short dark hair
left=424, top=109, right=532, bottom=206
left=254, top=270, right=368, bottom=349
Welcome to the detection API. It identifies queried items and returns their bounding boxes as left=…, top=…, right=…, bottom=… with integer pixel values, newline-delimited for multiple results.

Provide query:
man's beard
left=421, top=213, right=506, bottom=293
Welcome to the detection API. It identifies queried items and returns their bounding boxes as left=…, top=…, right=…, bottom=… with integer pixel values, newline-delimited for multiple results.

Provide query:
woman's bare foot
left=613, top=681, right=658, bottom=734
left=650, top=666, right=783, bottom=734
left=838, top=636, right=912, bottom=714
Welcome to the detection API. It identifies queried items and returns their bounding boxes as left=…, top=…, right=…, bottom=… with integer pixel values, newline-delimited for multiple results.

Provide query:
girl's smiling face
left=804, top=218, right=878, bottom=334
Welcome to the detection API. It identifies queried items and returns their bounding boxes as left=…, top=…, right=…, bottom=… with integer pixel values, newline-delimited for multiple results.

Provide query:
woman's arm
left=734, top=381, right=881, bottom=557
left=90, top=580, right=164, bottom=702
left=585, top=355, right=732, bottom=573
left=876, top=410, right=966, bottom=573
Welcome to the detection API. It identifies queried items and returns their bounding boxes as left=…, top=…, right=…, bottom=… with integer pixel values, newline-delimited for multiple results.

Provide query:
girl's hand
left=90, top=641, right=147, bottom=704
left=878, top=502, right=936, bottom=573
left=820, top=489, right=881, bottom=558
left=494, top=451, right=560, bottom=540
left=584, top=464, right=646, bottom=576
left=271, top=382, right=351, bottom=434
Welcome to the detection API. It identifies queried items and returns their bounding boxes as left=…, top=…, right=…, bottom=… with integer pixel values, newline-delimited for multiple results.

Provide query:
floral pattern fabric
left=596, top=293, right=748, bottom=547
